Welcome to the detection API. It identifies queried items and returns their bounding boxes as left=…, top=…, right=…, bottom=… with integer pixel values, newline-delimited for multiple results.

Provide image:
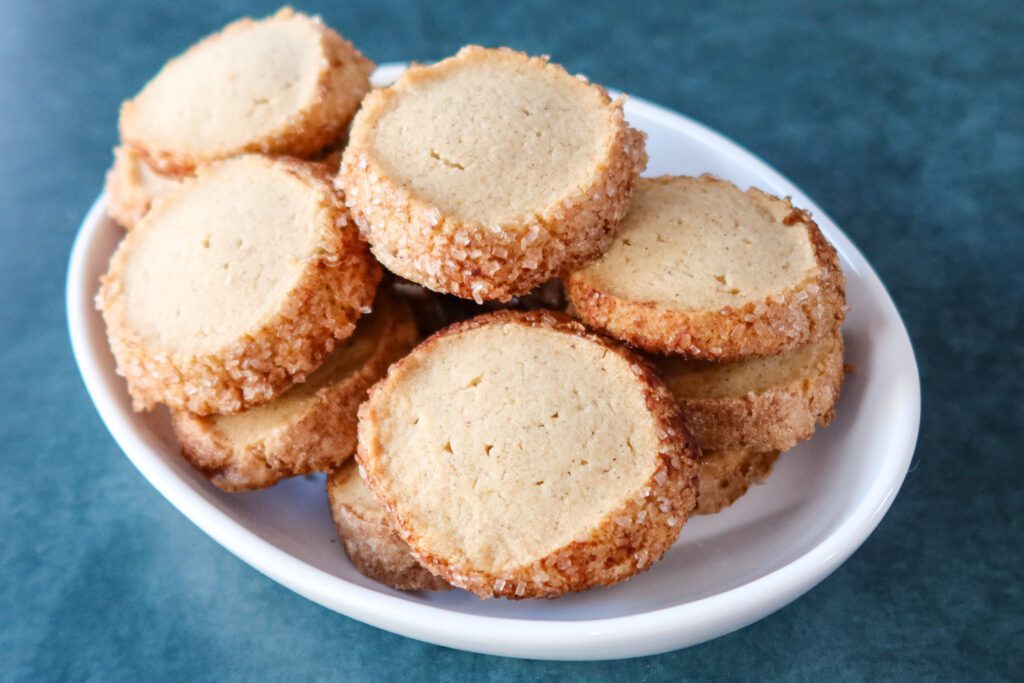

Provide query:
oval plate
left=67, top=63, right=920, bottom=661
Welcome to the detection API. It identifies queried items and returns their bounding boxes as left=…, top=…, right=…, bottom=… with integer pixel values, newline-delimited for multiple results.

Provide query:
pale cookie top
left=364, top=316, right=667, bottom=572
left=656, top=331, right=842, bottom=399
left=579, top=175, right=818, bottom=311
left=118, top=156, right=333, bottom=354
left=209, top=300, right=391, bottom=446
left=120, top=8, right=371, bottom=171
left=355, top=46, right=619, bottom=228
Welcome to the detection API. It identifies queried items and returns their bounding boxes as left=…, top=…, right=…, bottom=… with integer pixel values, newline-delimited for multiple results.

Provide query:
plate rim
left=66, top=62, right=921, bottom=660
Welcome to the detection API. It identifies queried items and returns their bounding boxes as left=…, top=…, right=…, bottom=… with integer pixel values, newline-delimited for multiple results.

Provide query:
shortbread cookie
left=105, top=145, right=182, bottom=229
left=172, top=291, right=417, bottom=491
left=565, top=175, right=846, bottom=359
left=695, top=449, right=780, bottom=515
left=120, top=8, right=373, bottom=175
left=340, top=46, right=647, bottom=303
left=327, top=460, right=452, bottom=591
left=654, top=330, right=844, bottom=452
left=356, top=311, right=698, bottom=599
left=98, top=155, right=381, bottom=415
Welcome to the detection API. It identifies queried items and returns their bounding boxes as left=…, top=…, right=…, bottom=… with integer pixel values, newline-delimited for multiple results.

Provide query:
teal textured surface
left=1, top=0, right=1021, bottom=679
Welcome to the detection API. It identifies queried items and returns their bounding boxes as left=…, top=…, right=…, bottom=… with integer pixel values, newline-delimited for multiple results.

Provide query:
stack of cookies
left=100, top=8, right=392, bottom=489
left=100, top=8, right=847, bottom=600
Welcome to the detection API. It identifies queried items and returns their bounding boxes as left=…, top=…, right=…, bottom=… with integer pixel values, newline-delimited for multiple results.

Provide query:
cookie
left=339, top=46, right=647, bottom=303
left=120, top=8, right=373, bottom=175
left=695, top=449, right=780, bottom=515
left=356, top=310, right=698, bottom=599
left=655, top=330, right=844, bottom=452
left=98, top=154, right=381, bottom=414
left=172, top=290, right=417, bottom=491
left=565, top=175, right=846, bottom=359
left=105, top=145, right=182, bottom=229
left=327, top=460, right=452, bottom=591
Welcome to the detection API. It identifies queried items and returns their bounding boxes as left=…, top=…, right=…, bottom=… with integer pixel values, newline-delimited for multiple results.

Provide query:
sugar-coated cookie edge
left=356, top=309, right=699, bottom=599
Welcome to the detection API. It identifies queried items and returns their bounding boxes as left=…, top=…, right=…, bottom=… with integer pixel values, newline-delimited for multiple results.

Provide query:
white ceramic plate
left=67, top=64, right=920, bottom=661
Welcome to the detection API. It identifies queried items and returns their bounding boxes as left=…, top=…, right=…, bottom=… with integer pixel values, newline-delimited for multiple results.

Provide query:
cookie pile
left=100, top=8, right=846, bottom=599
left=565, top=175, right=847, bottom=515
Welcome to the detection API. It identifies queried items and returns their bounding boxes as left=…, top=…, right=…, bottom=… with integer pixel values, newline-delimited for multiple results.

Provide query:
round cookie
left=695, top=449, right=780, bottom=516
left=120, top=8, right=373, bottom=175
left=98, top=154, right=381, bottom=415
left=105, top=145, right=182, bottom=229
left=356, top=310, right=699, bottom=599
left=327, top=460, right=452, bottom=591
left=565, top=175, right=846, bottom=359
left=654, top=330, right=845, bottom=452
left=339, top=46, right=647, bottom=303
left=172, top=290, right=418, bottom=491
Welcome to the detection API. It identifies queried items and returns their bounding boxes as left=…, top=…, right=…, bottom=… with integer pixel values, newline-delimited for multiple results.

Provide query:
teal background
left=1, top=0, right=1021, bottom=679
